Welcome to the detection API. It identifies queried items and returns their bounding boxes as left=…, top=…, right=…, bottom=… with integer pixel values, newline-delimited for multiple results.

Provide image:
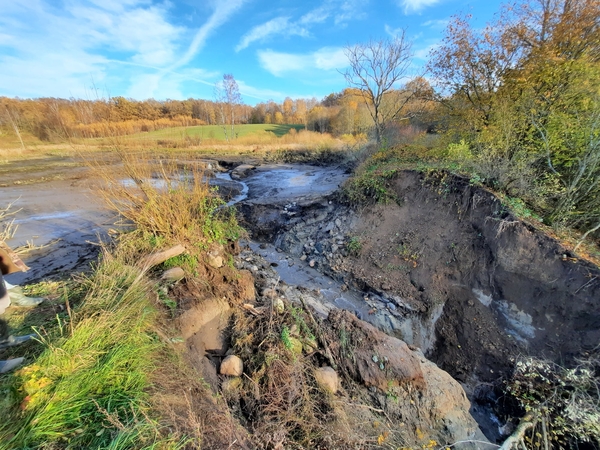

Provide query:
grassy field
left=123, top=123, right=304, bottom=142
left=0, top=124, right=323, bottom=160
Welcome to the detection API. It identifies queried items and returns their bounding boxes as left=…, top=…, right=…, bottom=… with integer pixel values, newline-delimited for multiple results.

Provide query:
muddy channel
left=2, top=158, right=599, bottom=442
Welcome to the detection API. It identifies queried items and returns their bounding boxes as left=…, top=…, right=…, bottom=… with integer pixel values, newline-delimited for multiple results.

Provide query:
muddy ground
left=235, top=167, right=600, bottom=441
left=2, top=157, right=599, bottom=445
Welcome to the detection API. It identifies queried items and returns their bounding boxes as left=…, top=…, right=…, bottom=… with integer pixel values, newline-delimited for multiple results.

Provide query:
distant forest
left=0, top=85, right=433, bottom=142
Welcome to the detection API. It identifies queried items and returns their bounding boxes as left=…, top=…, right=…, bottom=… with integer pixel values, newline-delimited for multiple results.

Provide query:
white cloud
left=397, top=0, right=441, bottom=14
left=413, top=43, right=440, bottom=60
left=236, top=80, right=286, bottom=101
left=257, top=47, right=348, bottom=77
left=385, top=24, right=405, bottom=38
left=335, top=0, right=367, bottom=25
left=236, top=0, right=367, bottom=52
left=236, top=17, right=308, bottom=52
left=0, top=0, right=246, bottom=99
left=174, top=0, right=247, bottom=69
left=422, top=18, right=450, bottom=29
left=314, top=48, right=349, bottom=70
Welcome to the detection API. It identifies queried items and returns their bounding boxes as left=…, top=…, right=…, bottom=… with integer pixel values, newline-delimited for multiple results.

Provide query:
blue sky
left=0, top=0, right=504, bottom=105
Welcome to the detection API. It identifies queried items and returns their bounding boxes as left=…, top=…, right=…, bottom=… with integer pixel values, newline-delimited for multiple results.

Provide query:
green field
left=124, top=123, right=305, bottom=142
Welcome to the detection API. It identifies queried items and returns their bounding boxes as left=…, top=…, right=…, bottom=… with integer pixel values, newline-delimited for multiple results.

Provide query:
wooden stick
left=138, top=244, right=186, bottom=269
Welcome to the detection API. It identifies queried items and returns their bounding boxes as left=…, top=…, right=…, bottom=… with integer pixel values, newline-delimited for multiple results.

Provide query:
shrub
left=506, top=353, right=600, bottom=448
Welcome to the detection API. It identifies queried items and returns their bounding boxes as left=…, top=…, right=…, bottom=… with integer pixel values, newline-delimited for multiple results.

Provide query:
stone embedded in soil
left=327, top=309, right=424, bottom=391
left=161, top=267, right=185, bottom=282
left=314, top=366, right=339, bottom=393
left=220, top=355, right=243, bottom=376
left=273, top=297, right=285, bottom=314
left=207, top=254, right=224, bottom=269
left=262, top=288, right=277, bottom=299
left=230, top=164, right=256, bottom=180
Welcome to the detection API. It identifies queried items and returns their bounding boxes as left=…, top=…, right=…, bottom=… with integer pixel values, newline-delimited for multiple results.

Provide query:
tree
left=342, top=33, right=414, bottom=143
left=215, top=74, right=243, bottom=141
left=427, top=14, right=521, bottom=132
left=428, top=0, right=600, bottom=243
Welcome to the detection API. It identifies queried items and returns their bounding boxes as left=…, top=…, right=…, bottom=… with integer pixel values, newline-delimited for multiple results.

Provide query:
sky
left=0, top=0, right=505, bottom=105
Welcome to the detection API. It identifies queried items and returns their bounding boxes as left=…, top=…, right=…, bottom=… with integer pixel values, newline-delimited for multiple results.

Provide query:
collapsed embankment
left=238, top=167, right=600, bottom=438
left=250, top=170, right=600, bottom=380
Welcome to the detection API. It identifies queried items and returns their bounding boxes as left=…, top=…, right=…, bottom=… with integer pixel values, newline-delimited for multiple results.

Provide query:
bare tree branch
left=342, top=33, right=414, bottom=143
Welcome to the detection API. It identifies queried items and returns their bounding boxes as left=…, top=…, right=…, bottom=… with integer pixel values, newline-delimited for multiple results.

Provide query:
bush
left=506, top=353, right=600, bottom=448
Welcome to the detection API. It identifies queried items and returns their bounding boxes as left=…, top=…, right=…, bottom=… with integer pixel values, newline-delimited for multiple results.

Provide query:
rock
left=230, top=164, right=255, bottom=180
left=207, top=254, right=224, bottom=269
left=300, top=254, right=307, bottom=261
left=314, top=366, right=339, bottom=393
left=161, top=267, right=185, bottom=282
left=262, top=288, right=277, bottom=299
left=309, top=260, right=316, bottom=267
left=273, top=297, right=285, bottom=314
left=327, top=309, right=424, bottom=390
left=220, top=355, right=243, bottom=376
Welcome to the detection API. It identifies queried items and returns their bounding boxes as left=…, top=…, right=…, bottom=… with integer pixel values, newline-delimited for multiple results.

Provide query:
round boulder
left=220, top=355, right=243, bottom=376
left=314, top=366, right=339, bottom=393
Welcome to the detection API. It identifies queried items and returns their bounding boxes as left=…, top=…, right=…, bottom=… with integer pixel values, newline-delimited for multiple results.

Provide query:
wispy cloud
left=236, top=0, right=366, bottom=52
left=397, top=0, right=442, bottom=14
left=173, top=0, right=247, bottom=69
left=335, top=0, right=368, bottom=25
left=422, top=18, right=449, bottom=29
left=257, top=47, right=348, bottom=77
left=236, top=80, right=286, bottom=101
left=0, top=0, right=246, bottom=99
left=235, top=17, right=310, bottom=52
left=385, top=24, right=405, bottom=38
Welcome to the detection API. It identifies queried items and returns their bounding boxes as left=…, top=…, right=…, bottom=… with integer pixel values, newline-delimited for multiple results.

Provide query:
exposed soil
left=237, top=167, right=600, bottom=441
left=4, top=158, right=599, bottom=446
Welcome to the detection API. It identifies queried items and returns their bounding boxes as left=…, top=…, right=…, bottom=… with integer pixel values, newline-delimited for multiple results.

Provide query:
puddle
left=214, top=172, right=248, bottom=206
left=242, top=164, right=348, bottom=205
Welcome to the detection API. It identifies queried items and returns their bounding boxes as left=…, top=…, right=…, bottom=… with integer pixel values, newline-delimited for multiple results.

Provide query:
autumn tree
left=429, top=0, right=600, bottom=244
left=215, top=74, right=243, bottom=141
left=342, top=32, right=414, bottom=143
left=427, top=14, right=520, bottom=132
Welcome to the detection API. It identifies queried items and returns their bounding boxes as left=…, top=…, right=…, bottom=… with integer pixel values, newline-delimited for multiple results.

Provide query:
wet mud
left=4, top=158, right=599, bottom=443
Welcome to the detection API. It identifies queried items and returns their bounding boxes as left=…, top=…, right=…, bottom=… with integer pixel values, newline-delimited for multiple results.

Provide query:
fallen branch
left=138, top=244, right=186, bottom=269
left=499, top=414, right=535, bottom=450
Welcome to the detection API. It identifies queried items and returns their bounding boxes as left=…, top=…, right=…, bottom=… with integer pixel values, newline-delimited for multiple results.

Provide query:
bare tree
left=342, top=33, right=414, bottom=144
left=215, top=74, right=242, bottom=141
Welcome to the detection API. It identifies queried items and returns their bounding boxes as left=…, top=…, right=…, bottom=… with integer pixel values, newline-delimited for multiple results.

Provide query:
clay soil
left=336, top=171, right=600, bottom=386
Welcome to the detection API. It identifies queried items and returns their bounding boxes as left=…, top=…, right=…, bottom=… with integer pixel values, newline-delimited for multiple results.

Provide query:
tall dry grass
left=91, top=150, right=243, bottom=256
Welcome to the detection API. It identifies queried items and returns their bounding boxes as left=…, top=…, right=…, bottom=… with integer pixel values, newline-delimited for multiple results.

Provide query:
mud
left=235, top=166, right=600, bottom=442
left=3, top=177, right=117, bottom=284
left=4, top=158, right=599, bottom=444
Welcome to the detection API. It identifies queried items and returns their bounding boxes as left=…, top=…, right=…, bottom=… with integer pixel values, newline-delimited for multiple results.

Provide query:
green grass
left=0, top=255, right=178, bottom=449
left=0, top=153, right=249, bottom=449
left=123, top=123, right=304, bottom=142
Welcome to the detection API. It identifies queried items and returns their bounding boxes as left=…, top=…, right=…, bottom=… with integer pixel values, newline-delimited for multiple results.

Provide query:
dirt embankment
left=163, top=240, right=487, bottom=449
left=248, top=170, right=600, bottom=387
